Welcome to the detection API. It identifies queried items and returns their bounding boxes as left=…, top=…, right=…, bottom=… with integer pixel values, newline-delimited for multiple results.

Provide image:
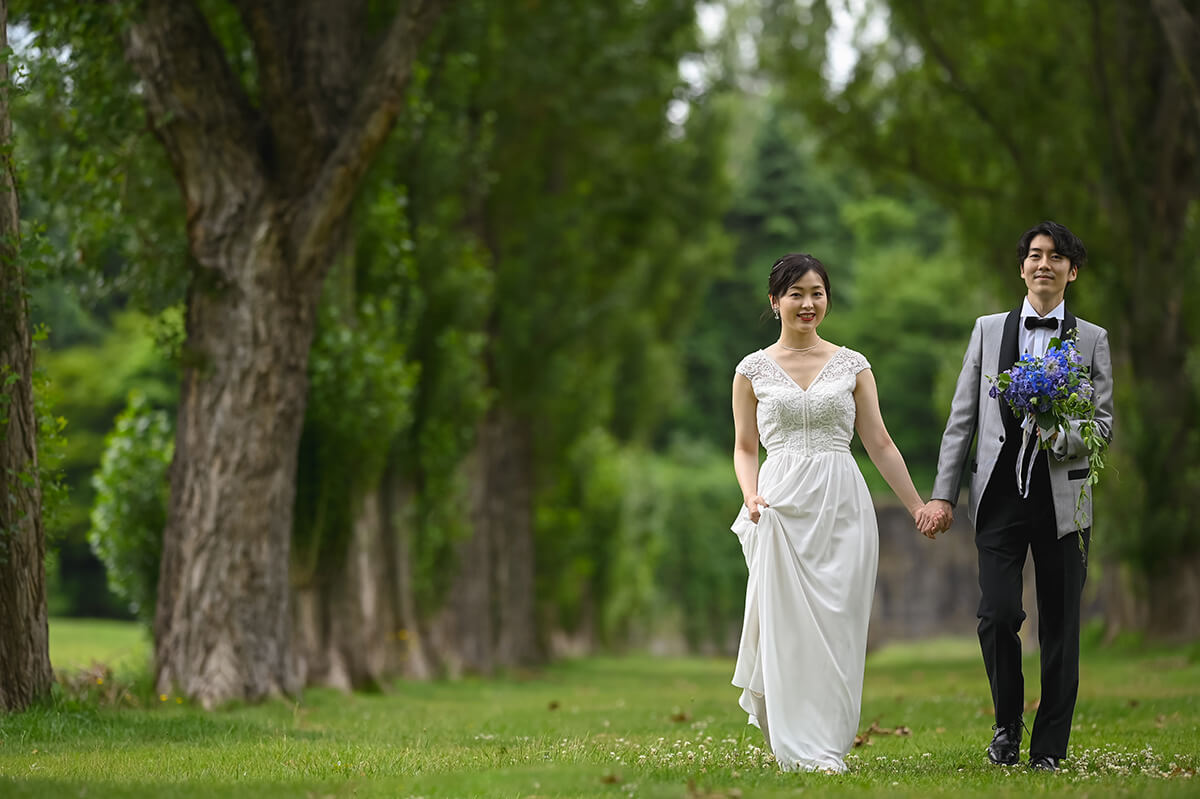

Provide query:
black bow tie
left=1024, top=316, right=1058, bottom=331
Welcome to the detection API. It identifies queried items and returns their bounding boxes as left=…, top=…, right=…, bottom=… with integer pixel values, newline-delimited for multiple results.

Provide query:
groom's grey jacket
left=931, top=307, right=1114, bottom=537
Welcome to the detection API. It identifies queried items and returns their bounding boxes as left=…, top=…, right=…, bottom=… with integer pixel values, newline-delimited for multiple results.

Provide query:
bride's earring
left=773, top=306, right=780, bottom=320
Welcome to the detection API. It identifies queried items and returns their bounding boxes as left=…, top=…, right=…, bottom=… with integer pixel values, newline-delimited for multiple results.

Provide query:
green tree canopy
left=753, top=0, right=1200, bottom=632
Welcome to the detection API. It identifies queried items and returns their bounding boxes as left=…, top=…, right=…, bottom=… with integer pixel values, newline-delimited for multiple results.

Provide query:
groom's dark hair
left=1017, top=221, right=1088, bottom=270
left=768, top=253, right=832, bottom=309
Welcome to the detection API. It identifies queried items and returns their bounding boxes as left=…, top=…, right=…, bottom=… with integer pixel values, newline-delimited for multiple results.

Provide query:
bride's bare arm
left=733, top=373, right=768, bottom=522
left=852, top=368, right=926, bottom=520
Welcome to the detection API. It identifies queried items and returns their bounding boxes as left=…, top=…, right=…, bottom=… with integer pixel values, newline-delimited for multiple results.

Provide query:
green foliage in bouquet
left=989, top=334, right=1109, bottom=534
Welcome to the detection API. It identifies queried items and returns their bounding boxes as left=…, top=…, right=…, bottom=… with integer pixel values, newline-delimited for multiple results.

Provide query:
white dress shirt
left=1019, top=298, right=1065, bottom=359
left=1019, top=298, right=1070, bottom=453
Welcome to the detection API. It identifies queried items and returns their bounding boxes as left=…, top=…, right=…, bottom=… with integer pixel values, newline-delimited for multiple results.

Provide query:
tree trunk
left=381, top=470, right=434, bottom=679
left=430, top=406, right=538, bottom=673
left=155, top=230, right=319, bottom=706
left=1091, top=559, right=1148, bottom=640
left=292, top=487, right=400, bottom=690
left=0, top=0, right=55, bottom=712
left=1144, top=554, right=1200, bottom=640
left=291, top=468, right=449, bottom=687
left=431, top=450, right=495, bottom=676
left=122, top=0, right=450, bottom=706
left=481, top=409, right=538, bottom=666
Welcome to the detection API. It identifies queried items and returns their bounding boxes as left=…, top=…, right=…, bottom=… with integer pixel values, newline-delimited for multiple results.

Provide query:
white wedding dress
left=730, top=347, right=879, bottom=773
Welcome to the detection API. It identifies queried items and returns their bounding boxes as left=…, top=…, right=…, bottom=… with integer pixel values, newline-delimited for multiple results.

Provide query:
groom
left=921, top=221, right=1114, bottom=772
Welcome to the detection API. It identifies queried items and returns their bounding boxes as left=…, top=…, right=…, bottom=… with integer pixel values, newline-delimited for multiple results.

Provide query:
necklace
left=779, top=339, right=821, bottom=353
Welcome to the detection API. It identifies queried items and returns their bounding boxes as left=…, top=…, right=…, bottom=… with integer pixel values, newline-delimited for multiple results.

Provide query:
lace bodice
left=735, top=348, right=871, bottom=457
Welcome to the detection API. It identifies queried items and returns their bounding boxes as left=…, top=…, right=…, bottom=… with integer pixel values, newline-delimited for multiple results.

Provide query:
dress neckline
left=760, top=347, right=846, bottom=393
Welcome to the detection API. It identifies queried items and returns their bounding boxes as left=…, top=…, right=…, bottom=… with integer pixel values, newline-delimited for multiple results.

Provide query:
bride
left=730, top=253, right=939, bottom=772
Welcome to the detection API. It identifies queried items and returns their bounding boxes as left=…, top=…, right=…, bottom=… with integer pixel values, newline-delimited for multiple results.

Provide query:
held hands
left=747, top=493, right=950, bottom=532
left=913, top=499, right=953, bottom=539
left=744, top=494, right=769, bottom=524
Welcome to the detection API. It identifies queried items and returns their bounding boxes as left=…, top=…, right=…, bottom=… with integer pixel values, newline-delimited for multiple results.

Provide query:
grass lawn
left=46, top=617, right=150, bottom=673
left=0, top=620, right=1196, bottom=797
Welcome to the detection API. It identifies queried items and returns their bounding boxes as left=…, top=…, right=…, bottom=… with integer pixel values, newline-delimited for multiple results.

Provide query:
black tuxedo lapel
left=998, top=310, right=1021, bottom=429
left=1061, top=307, right=1077, bottom=342
left=999, top=310, right=1021, bottom=373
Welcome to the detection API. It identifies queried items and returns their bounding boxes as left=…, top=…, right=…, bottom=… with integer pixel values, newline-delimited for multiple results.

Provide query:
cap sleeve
left=734, top=351, right=768, bottom=383
left=847, top=348, right=871, bottom=375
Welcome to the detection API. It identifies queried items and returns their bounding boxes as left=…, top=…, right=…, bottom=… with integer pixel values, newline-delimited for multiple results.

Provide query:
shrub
left=87, top=391, right=172, bottom=627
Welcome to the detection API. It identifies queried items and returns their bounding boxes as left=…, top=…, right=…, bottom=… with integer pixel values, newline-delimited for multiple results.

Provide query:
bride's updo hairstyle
left=768, top=253, right=832, bottom=310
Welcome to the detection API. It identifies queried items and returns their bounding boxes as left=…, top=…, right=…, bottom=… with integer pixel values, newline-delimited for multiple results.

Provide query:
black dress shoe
left=1028, top=753, right=1061, bottom=772
left=986, top=719, right=1022, bottom=765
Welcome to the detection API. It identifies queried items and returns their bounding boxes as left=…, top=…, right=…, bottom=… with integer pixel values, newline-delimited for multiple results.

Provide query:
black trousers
left=976, top=440, right=1089, bottom=759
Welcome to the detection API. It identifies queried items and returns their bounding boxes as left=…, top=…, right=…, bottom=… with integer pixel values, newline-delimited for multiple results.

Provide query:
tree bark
left=154, top=232, right=318, bottom=705
left=1112, top=24, right=1200, bottom=621
left=0, top=0, right=55, bottom=712
left=381, top=470, right=434, bottom=679
left=292, top=488, right=400, bottom=690
left=430, top=406, right=538, bottom=673
left=122, top=0, right=451, bottom=706
left=1143, top=555, right=1200, bottom=640
left=294, top=468, right=439, bottom=684
left=481, top=409, right=538, bottom=666
left=431, top=448, right=495, bottom=676
left=1150, top=0, right=1200, bottom=122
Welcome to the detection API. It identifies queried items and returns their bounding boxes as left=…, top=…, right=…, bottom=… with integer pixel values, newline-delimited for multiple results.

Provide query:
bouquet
left=987, top=332, right=1108, bottom=528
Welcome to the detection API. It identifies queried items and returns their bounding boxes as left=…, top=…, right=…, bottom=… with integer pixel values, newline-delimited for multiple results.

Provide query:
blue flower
left=988, top=333, right=1096, bottom=437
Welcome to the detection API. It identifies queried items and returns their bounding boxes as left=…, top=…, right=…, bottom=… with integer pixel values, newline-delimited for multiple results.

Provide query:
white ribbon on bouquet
left=1015, top=415, right=1061, bottom=498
